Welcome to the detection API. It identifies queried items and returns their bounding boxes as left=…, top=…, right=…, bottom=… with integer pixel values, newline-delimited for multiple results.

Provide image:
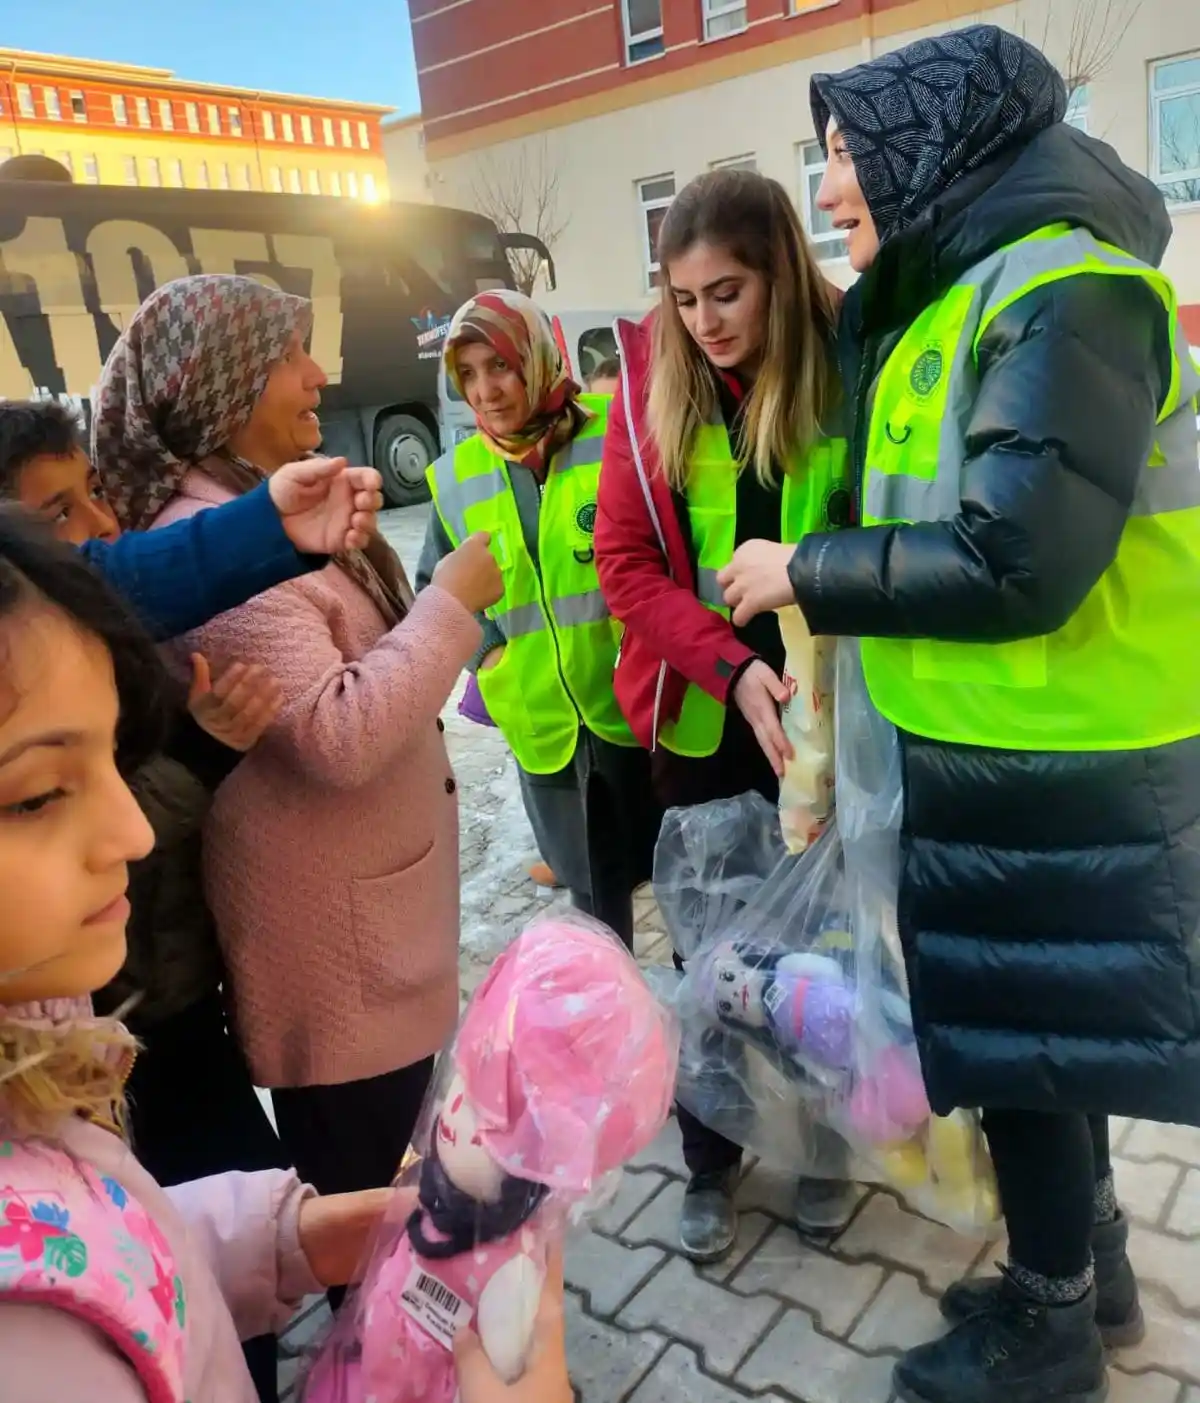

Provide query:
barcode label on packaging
left=398, top=1264, right=472, bottom=1350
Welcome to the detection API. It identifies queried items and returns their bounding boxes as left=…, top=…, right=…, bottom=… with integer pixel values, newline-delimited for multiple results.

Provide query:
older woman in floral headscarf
left=93, top=274, right=502, bottom=1218
left=417, top=289, right=660, bottom=948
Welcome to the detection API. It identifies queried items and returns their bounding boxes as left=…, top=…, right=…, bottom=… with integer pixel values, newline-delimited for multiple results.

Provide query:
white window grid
left=83, top=154, right=99, bottom=184
left=159, top=99, right=174, bottom=130
left=43, top=87, right=62, bottom=120
left=1065, top=84, right=1089, bottom=133
left=123, top=155, right=138, bottom=186
left=70, top=90, right=86, bottom=122
left=710, top=153, right=757, bottom=172
left=288, top=167, right=303, bottom=194
left=702, top=0, right=747, bottom=41
left=143, top=157, right=161, bottom=187
left=796, top=140, right=848, bottom=263
left=308, top=168, right=322, bottom=195
left=55, top=151, right=74, bottom=177
left=207, top=104, right=221, bottom=136
left=282, top=113, right=296, bottom=142
left=1151, top=54, right=1200, bottom=207
left=185, top=102, right=200, bottom=133
left=622, top=0, right=664, bottom=64
left=301, top=114, right=314, bottom=144
left=111, top=93, right=128, bottom=125
left=637, top=173, right=676, bottom=292
left=323, top=116, right=335, bottom=145
left=346, top=169, right=359, bottom=198
left=229, top=107, right=243, bottom=136
left=16, top=85, right=35, bottom=119
left=166, top=158, right=184, bottom=187
left=236, top=164, right=252, bottom=190
left=263, top=110, right=277, bottom=141
left=135, top=96, right=151, bottom=128
left=216, top=162, right=231, bottom=190
left=341, top=118, right=353, bottom=147
left=358, top=120, right=370, bottom=149
left=268, top=166, right=283, bottom=193
left=329, top=170, right=342, bottom=196
left=196, top=161, right=210, bottom=189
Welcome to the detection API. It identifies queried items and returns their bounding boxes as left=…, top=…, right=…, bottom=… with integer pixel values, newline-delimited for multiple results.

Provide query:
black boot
left=941, top=1212, right=1144, bottom=1349
left=895, top=1270, right=1107, bottom=1403
left=679, top=1167, right=738, bottom=1263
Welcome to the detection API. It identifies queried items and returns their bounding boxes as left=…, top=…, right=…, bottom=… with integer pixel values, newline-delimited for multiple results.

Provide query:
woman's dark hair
left=0, top=507, right=170, bottom=773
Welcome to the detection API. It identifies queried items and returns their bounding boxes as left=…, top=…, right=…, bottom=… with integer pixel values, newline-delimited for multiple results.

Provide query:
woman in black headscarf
left=719, top=24, right=1200, bottom=1403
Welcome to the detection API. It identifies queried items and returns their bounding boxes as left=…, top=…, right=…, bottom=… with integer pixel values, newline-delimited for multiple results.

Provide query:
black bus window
left=577, top=327, right=618, bottom=382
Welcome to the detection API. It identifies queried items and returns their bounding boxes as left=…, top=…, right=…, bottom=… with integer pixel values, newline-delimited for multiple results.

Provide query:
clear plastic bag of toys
left=654, top=639, right=999, bottom=1234
left=296, top=914, right=679, bottom=1403
left=777, top=604, right=836, bottom=853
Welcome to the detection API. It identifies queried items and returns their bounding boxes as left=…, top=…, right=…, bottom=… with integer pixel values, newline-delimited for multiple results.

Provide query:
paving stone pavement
left=279, top=507, right=1200, bottom=1400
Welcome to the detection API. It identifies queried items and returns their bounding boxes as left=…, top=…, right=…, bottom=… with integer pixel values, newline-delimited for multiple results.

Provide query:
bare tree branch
left=469, top=140, right=569, bottom=296
left=1014, top=0, right=1142, bottom=97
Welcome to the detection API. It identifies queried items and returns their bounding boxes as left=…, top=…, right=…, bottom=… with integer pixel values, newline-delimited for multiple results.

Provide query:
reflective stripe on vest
left=658, top=422, right=850, bottom=758
left=860, top=224, right=1200, bottom=752
left=427, top=394, right=634, bottom=774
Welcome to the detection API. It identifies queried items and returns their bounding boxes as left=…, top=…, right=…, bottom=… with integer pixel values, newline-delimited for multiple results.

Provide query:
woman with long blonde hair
left=595, top=168, right=855, bottom=1262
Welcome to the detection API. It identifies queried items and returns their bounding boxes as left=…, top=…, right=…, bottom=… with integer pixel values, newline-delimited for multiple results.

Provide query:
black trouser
left=272, top=1057, right=435, bottom=1310
left=983, top=1110, right=1112, bottom=1280
left=126, top=993, right=286, bottom=1403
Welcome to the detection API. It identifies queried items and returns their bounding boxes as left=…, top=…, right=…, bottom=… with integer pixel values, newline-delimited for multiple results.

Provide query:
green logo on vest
left=575, top=502, right=597, bottom=536
left=908, top=347, right=944, bottom=399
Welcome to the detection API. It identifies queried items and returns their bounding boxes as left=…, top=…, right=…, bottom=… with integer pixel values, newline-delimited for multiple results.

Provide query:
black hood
left=851, top=122, right=1174, bottom=335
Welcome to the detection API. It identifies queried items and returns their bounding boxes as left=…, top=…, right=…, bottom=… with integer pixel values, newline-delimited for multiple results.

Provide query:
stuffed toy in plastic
left=301, top=916, right=678, bottom=1403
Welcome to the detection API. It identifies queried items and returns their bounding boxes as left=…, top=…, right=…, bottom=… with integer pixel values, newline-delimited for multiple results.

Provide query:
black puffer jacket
left=789, top=122, right=1200, bottom=1124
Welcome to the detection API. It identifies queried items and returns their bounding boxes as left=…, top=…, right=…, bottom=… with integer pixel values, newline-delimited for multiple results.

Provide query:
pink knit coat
left=152, top=471, right=482, bottom=1089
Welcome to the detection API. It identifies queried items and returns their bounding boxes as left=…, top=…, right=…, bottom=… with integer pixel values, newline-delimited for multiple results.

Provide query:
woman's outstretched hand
left=732, top=659, right=794, bottom=778
left=718, top=541, right=797, bottom=627
left=454, top=1247, right=572, bottom=1403
left=269, top=457, right=385, bottom=555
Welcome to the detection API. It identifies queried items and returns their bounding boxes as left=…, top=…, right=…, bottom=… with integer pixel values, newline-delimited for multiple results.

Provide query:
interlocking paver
left=1116, top=1156, right=1183, bottom=1227
left=566, top=1230, right=666, bottom=1317
left=836, top=1192, right=990, bottom=1293
left=733, top=1224, right=885, bottom=1336
left=849, top=1271, right=946, bottom=1353
left=736, top=1308, right=897, bottom=1403
left=628, top=1343, right=788, bottom=1403
left=564, top=1292, right=667, bottom=1403
left=618, top=1256, right=780, bottom=1376
left=271, top=509, right=1200, bottom=1401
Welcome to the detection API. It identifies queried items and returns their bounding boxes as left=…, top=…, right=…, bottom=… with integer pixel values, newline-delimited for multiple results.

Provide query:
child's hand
left=453, top=1247, right=572, bottom=1403
left=187, top=654, right=283, bottom=752
left=299, top=1186, right=401, bottom=1288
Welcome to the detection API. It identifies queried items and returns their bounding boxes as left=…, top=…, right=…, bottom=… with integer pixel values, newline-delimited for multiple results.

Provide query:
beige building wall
left=424, top=0, right=1200, bottom=315
left=382, top=115, right=432, bottom=203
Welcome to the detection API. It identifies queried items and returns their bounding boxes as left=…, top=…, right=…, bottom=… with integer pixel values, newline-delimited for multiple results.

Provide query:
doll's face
left=435, top=1072, right=506, bottom=1203
left=711, top=954, right=770, bottom=1028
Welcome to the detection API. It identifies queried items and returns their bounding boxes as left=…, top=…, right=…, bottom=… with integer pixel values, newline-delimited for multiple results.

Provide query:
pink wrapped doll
left=301, top=915, right=678, bottom=1403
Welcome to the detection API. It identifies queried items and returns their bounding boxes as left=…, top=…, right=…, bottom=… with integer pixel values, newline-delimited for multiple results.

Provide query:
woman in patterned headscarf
left=719, top=24, right=1200, bottom=1403
left=417, top=289, right=660, bottom=951
left=93, top=274, right=504, bottom=1232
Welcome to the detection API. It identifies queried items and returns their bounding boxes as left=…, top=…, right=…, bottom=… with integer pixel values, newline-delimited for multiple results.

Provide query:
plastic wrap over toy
left=655, top=640, right=999, bottom=1234
left=298, top=914, right=679, bottom=1403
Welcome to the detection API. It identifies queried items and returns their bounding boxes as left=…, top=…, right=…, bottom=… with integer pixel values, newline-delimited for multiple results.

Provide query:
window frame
left=281, top=112, right=296, bottom=143
left=701, top=0, right=748, bottom=42
left=1150, top=53, right=1200, bottom=209
left=16, top=85, right=35, bottom=119
left=621, top=0, right=665, bottom=64
left=143, top=156, right=162, bottom=187
left=710, top=153, right=757, bottom=172
left=322, top=116, right=335, bottom=145
left=185, top=101, right=200, bottom=133
left=301, top=114, right=314, bottom=144
left=1065, top=83, right=1089, bottom=133
left=262, top=110, right=276, bottom=141
left=207, top=104, right=221, bottom=136
left=122, top=154, right=138, bottom=186
left=636, top=173, right=676, bottom=293
left=111, top=93, right=128, bottom=125
left=166, top=158, right=184, bottom=188
left=796, top=139, right=849, bottom=265
left=82, top=154, right=100, bottom=185
left=229, top=107, right=243, bottom=137
left=43, top=87, right=63, bottom=121
left=69, top=90, right=86, bottom=122
left=159, top=98, right=175, bottom=131
left=134, top=95, right=151, bottom=129
left=358, top=120, right=371, bottom=149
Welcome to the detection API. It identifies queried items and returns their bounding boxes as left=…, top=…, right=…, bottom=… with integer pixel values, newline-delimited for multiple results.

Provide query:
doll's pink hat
left=453, top=916, right=679, bottom=1193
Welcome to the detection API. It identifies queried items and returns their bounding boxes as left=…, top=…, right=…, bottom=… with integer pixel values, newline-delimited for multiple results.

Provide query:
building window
left=43, top=87, right=63, bottom=120
left=56, top=151, right=74, bottom=177
left=346, top=169, right=359, bottom=198
left=185, top=101, right=200, bottom=133
left=1064, top=85, right=1089, bottom=133
left=622, top=0, right=664, bottom=64
left=305, top=168, right=320, bottom=195
left=206, top=104, right=221, bottom=135
left=228, top=107, right=243, bottom=136
left=166, top=158, right=184, bottom=187
left=341, top=118, right=352, bottom=147
left=301, top=114, right=314, bottom=144
left=0, top=147, right=12, bottom=163
left=288, top=167, right=302, bottom=194
left=637, top=174, right=676, bottom=291
left=135, top=96, right=151, bottom=128
left=358, top=120, right=370, bottom=149
left=83, top=154, right=99, bottom=184
left=111, top=93, right=128, bottom=125
left=143, top=157, right=161, bottom=187
left=322, top=116, right=334, bottom=145
left=702, top=0, right=748, bottom=40
left=710, top=153, right=757, bottom=172
left=797, top=140, right=848, bottom=262
left=123, top=155, right=138, bottom=186
left=262, top=110, right=276, bottom=141
left=282, top=112, right=296, bottom=142
left=268, top=166, right=283, bottom=192
left=159, top=98, right=174, bottom=130
left=70, top=90, right=86, bottom=122
left=1152, top=55, right=1200, bottom=206
left=214, top=162, right=229, bottom=190
left=235, top=164, right=252, bottom=190
left=196, top=160, right=210, bottom=189
left=329, top=169, right=342, bottom=197
left=364, top=171, right=380, bottom=201
left=16, top=85, right=35, bottom=119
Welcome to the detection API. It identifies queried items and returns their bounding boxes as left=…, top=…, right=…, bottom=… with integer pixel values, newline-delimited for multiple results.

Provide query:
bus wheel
left=374, top=413, right=436, bottom=507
